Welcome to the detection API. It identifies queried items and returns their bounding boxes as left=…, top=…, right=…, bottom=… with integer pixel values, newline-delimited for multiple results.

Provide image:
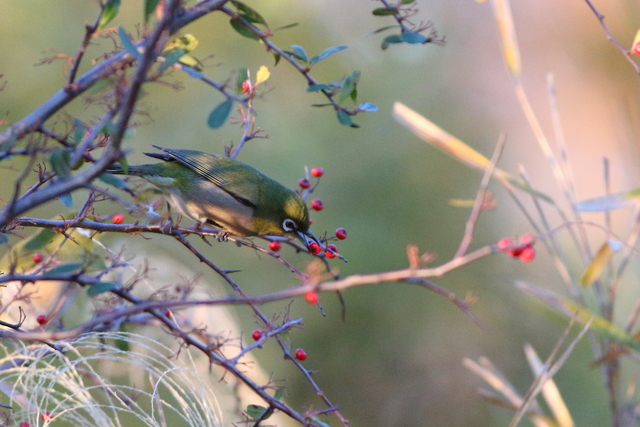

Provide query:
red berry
left=304, top=291, right=319, bottom=304
left=497, top=238, right=512, bottom=251
left=325, top=244, right=338, bottom=258
left=33, top=252, right=43, bottom=264
left=164, top=309, right=171, bottom=317
left=520, top=234, right=534, bottom=245
left=36, top=315, right=48, bottom=325
left=308, top=242, right=322, bottom=255
left=251, top=330, right=262, bottom=340
left=335, top=227, right=347, bottom=240
left=294, top=348, right=307, bottom=361
left=299, top=178, right=311, bottom=189
left=519, top=246, right=536, bottom=263
left=269, top=241, right=281, bottom=252
left=310, top=168, right=324, bottom=178
left=41, top=412, right=52, bottom=422
left=308, top=218, right=313, bottom=225
left=311, top=198, right=324, bottom=211
left=20, top=422, right=30, bottom=427
left=241, top=81, right=250, bottom=94
left=508, top=247, right=523, bottom=258
left=112, top=213, right=124, bottom=224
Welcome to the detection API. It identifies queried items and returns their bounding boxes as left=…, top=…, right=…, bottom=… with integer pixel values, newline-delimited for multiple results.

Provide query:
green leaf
left=350, top=86, right=358, bottom=103
left=369, top=25, right=400, bottom=35
left=273, top=386, right=286, bottom=401
left=309, top=45, right=348, bottom=65
left=42, top=262, right=84, bottom=278
left=231, top=0, right=267, bottom=26
left=98, top=173, right=129, bottom=190
left=337, top=110, right=361, bottom=128
left=88, top=281, right=120, bottom=296
left=372, top=7, right=399, bottom=16
left=50, top=150, right=72, bottom=180
left=144, top=0, right=160, bottom=23
left=72, top=118, right=86, bottom=145
left=401, top=0, right=416, bottom=3
left=246, top=405, right=273, bottom=420
left=118, top=155, right=129, bottom=175
left=0, top=233, right=8, bottom=245
left=516, top=281, right=640, bottom=352
left=59, top=192, right=73, bottom=207
left=160, top=48, right=187, bottom=73
left=358, top=102, right=378, bottom=112
left=99, top=0, right=120, bottom=30
left=401, top=31, right=428, bottom=44
left=23, top=228, right=56, bottom=252
left=288, top=45, right=308, bottom=63
left=118, top=27, right=141, bottom=60
left=208, top=99, right=234, bottom=129
left=230, top=18, right=260, bottom=40
left=339, top=70, right=360, bottom=103
left=574, top=190, right=639, bottom=212
left=272, top=52, right=281, bottom=66
left=381, top=34, right=403, bottom=50
left=306, top=84, right=333, bottom=92
left=237, top=67, right=249, bottom=94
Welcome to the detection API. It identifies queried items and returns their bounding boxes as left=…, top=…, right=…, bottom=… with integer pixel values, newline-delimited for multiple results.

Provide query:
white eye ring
left=282, top=218, right=296, bottom=232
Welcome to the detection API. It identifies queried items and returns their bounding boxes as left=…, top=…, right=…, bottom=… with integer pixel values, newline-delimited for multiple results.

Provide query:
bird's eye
left=282, top=218, right=296, bottom=232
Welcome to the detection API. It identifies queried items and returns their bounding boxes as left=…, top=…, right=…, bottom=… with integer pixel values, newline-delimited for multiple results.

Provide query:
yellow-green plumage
left=109, top=146, right=316, bottom=245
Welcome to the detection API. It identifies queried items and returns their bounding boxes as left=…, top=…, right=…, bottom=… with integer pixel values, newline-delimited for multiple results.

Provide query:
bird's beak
left=296, top=230, right=321, bottom=248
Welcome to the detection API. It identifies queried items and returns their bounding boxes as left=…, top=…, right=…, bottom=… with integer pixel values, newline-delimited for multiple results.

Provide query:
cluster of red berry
left=251, top=329, right=308, bottom=361
left=497, top=234, right=536, bottom=263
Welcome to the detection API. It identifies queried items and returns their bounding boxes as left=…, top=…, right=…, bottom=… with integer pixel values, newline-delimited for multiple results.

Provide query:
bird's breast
left=167, top=180, right=256, bottom=236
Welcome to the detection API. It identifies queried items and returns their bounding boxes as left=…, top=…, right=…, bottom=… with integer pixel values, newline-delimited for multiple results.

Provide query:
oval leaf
left=401, top=31, right=428, bottom=44
left=59, top=192, right=73, bottom=207
left=306, top=83, right=333, bottom=92
left=339, top=70, right=360, bottom=103
left=358, top=102, right=378, bottom=112
left=372, top=7, right=399, bottom=16
left=99, top=0, right=121, bottom=30
left=230, top=18, right=260, bottom=40
left=231, top=0, right=267, bottom=26
left=309, top=45, right=348, bottom=65
left=98, top=173, right=129, bottom=190
left=118, top=27, right=142, bottom=60
left=208, top=99, right=234, bottom=129
left=23, top=228, right=56, bottom=252
left=237, top=67, right=249, bottom=93
left=144, top=0, right=161, bottom=23
left=337, top=110, right=360, bottom=128
left=288, top=45, right=308, bottom=63
left=580, top=241, right=618, bottom=287
left=88, top=281, right=120, bottom=296
left=382, top=34, right=403, bottom=50
left=50, top=150, right=72, bottom=180
left=42, top=262, right=83, bottom=278
left=246, top=404, right=272, bottom=420
left=255, top=65, right=270, bottom=86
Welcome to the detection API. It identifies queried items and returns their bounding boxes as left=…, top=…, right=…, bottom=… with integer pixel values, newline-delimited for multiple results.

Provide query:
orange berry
left=304, top=291, right=319, bottom=304
left=112, top=213, right=124, bottom=224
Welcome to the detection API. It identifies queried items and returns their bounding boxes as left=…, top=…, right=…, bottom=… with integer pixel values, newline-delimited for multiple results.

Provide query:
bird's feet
left=216, top=231, right=230, bottom=242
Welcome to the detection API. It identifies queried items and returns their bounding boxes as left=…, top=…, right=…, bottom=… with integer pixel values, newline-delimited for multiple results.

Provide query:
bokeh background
left=2, top=0, right=640, bottom=425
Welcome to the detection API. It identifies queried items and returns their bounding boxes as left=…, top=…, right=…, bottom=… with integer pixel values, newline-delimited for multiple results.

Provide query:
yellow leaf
left=491, top=0, right=521, bottom=76
left=579, top=240, right=619, bottom=287
left=255, top=65, right=270, bottom=86
left=163, top=34, right=199, bottom=53
left=632, top=29, right=640, bottom=55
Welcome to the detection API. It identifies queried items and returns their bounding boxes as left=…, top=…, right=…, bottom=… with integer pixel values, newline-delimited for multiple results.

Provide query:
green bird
left=108, top=145, right=322, bottom=249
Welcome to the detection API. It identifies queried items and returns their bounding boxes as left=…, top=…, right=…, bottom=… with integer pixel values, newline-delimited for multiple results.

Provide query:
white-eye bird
left=108, top=145, right=323, bottom=248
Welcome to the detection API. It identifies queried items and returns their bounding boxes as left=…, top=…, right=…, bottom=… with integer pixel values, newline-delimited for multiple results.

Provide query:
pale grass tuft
left=0, top=332, right=222, bottom=427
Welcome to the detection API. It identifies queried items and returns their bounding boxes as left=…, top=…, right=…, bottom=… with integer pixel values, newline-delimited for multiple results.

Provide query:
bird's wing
left=151, top=145, right=259, bottom=207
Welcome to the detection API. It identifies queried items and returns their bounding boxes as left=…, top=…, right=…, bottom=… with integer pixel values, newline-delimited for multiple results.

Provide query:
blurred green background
left=2, top=0, right=640, bottom=425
